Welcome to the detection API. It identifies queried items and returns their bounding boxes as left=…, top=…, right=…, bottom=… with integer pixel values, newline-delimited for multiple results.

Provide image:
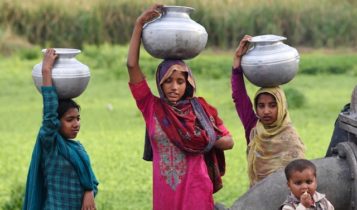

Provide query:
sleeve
left=38, top=86, right=61, bottom=146
left=231, top=66, right=258, bottom=144
left=128, top=80, right=155, bottom=128
left=326, top=200, right=335, bottom=210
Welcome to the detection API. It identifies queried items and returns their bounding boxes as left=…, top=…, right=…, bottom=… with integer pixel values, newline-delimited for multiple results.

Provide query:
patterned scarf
left=247, top=87, right=305, bottom=186
left=144, top=59, right=226, bottom=192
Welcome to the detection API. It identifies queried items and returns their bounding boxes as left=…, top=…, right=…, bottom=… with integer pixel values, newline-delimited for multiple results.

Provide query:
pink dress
left=129, top=80, right=229, bottom=210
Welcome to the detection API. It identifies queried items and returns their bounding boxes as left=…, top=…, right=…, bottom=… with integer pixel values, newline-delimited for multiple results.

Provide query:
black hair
left=57, top=99, right=80, bottom=119
left=182, top=82, right=194, bottom=99
left=284, top=159, right=316, bottom=181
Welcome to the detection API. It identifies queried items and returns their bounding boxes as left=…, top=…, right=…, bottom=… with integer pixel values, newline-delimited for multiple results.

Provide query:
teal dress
left=23, top=86, right=98, bottom=210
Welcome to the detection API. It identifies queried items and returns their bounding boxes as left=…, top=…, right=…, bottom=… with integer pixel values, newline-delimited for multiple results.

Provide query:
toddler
left=280, top=159, right=334, bottom=210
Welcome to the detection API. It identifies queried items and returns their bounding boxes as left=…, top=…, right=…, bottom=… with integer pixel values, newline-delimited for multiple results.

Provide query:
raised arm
left=127, top=4, right=163, bottom=84
left=39, top=49, right=60, bottom=141
left=42, top=48, right=58, bottom=86
left=231, top=35, right=258, bottom=144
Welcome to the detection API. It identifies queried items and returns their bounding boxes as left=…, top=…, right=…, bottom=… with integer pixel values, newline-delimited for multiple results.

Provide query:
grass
left=0, top=45, right=356, bottom=209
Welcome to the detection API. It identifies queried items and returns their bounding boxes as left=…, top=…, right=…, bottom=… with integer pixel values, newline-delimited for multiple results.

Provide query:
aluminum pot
left=142, top=6, right=208, bottom=60
left=32, top=48, right=90, bottom=99
left=241, top=35, right=300, bottom=87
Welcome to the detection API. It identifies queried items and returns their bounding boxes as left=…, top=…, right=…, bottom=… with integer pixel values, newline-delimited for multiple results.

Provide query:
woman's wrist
left=233, top=56, right=242, bottom=68
left=135, top=18, right=146, bottom=28
left=42, top=69, right=51, bottom=75
left=232, top=66, right=243, bottom=74
left=232, top=60, right=241, bottom=67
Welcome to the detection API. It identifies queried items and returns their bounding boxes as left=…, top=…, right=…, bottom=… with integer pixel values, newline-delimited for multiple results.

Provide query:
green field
left=0, top=45, right=357, bottom=209
left=1, top=0, right=357, bottom=50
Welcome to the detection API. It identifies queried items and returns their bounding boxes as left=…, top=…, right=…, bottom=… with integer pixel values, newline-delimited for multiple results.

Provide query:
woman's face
left=161, top=70, right=187, bottom=104
left=256, top=93, right=278, bottom=125
left=59, top=107, right=80, bottom=139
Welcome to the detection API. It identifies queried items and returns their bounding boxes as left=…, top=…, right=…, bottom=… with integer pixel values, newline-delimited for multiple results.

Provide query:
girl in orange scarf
left=231, top=35, right=305, bottom=186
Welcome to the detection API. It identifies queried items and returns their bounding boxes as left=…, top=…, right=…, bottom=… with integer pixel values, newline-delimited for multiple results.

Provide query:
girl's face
left=162, top=70, right=187, bottom=104
left=287, top=168, right=317, bottom=199
left=59, top=108, right=80, bottom=139
left=256, top=93, right=278, bottom=125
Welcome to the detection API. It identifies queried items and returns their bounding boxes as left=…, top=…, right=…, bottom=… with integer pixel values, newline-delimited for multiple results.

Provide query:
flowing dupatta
left=143, top=59, right=226, bottom=193
left=23, top=137, right=99, bottom=210
left=156, top=97, right=225, bottom=192
left=23, top=138, right=44, bottom=210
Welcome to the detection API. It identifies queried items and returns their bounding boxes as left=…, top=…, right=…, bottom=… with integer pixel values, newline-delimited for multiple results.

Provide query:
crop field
left=1, top=0, right=357, bottom=49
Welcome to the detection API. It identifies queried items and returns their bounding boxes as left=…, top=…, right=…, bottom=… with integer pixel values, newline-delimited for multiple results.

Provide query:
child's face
left=60, top=108, right=80, bottom=139
left=256, top=93, right=278, bottom=125
left=287, top=168, right=317, bottom=199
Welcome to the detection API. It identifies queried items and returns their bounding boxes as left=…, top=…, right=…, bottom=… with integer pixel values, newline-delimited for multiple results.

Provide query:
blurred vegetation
left=0, top=0, right=357, bottom=52
left=7, top=43, right=357, bottom=80
left=1, top=184, right=23, bottom=210
left=299, top=51, right=357, bottom=76
left=285, top=87, right=306, bottom=109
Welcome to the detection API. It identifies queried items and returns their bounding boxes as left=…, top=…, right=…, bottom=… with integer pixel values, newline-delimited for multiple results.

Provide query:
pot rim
left=250, top=34, right=287, bottom=43
left=41, top=48, right=81, bottom=55
left=163, top=5, right=194, bottom=13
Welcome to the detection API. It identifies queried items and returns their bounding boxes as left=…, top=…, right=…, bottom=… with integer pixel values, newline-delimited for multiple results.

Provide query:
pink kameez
left=129, top=80, right=229, bottom=210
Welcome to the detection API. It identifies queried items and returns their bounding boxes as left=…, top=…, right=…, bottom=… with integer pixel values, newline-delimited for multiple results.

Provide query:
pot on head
left=142, top=6, right=208, bottom=60
left=241, top=35, right=300, bottom=88
left=32, top=48, right=90, bottom=99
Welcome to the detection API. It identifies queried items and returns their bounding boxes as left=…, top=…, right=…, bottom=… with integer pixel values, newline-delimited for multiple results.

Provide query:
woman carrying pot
left=127, top=4, right=234, bottom=210
left=23, top=48, right=98, bottom=210
left=231, top=35, right=305, bottom=187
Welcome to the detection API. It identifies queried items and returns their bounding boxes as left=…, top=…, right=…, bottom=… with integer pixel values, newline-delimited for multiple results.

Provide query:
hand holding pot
left=141, top=5, right=208, bottom=59
left=41, top=48, right=58, bottom=86
left=127, top=4, right=163, bottom=84
left=233, top=35, right=252, bottom=69
left=136, top=4, right=163, bottom=27
left=32, top=48, right=91, bottom=99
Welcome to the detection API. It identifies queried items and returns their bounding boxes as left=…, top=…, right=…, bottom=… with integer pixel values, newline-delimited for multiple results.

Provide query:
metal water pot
left=32, top=48, right=90, bottom=99
left=142, top=6, right=208, bottom=60
left=241, top=35, right=300, bottom=87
